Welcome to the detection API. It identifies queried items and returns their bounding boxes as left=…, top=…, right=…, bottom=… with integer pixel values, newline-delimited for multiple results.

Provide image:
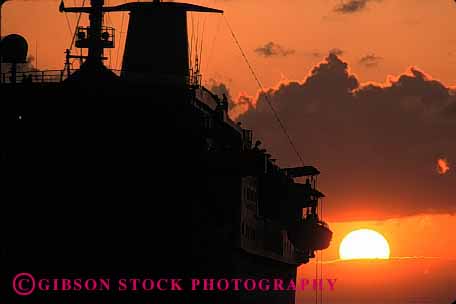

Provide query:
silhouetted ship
left=1, top=1, right=332, bottom=303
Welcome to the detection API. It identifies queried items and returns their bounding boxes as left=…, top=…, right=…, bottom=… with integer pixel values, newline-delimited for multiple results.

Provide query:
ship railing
left=1, top=68, right=203, bottom=86
left=110, top=69, right=202, bottom=87
left=194, top=86, right=219, bottom=110
left=0, top=70, right=71, bottom=84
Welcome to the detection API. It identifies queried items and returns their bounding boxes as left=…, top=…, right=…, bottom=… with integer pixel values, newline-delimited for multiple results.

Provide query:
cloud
left=334, top=0, right=379, bottom=14
left=224, top=53, right=456, bottom=221
left=330, top=48, right=344, bottom=56
left=254, top=42, right=295, bottom=58
left=443, top=101, right=456, bottom=118
left=304, top=48, right=343, bottom=59
left=208, top=79, right=232, bottom=102
left=209, top=79, right=254, bottom=119
left=359, top=53, right=383, bottom=67
left=305, top=51, right=323, bottom=59
left=437, top=158, right=450, bottom=175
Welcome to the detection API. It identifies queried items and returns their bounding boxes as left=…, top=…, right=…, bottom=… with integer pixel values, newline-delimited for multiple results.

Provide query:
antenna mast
left=60, top=0, right=113, bottom=66
left=87, top=0, right=104, bottom=62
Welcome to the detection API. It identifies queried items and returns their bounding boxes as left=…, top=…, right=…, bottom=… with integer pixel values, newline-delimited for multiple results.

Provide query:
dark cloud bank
left=215, top=53, right=456, bottom=221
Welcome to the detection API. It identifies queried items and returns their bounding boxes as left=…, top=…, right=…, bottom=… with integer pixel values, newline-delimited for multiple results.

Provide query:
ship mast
left=60, top=0, right=222, bottom=85
left=87, top=0, right=104, bottom=64
left=60, top=0, right=109, bottom=67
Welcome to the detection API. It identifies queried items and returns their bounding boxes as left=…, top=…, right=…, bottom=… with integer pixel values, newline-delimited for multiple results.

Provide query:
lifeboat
left=288, top=219, right=333, bottom=251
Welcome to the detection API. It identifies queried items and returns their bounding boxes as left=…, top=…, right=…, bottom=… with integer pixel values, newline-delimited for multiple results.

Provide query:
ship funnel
left=105, top=2, right=223, bottom=87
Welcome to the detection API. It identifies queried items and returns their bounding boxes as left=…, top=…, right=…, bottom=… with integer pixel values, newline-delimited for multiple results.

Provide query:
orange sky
left=3, top=0, right=456, bottom=96
left=298, top=214, right=456, bottom=303
left=323, top=214, right=456, bottom=261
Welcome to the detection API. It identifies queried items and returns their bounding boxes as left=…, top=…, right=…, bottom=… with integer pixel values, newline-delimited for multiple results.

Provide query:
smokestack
left=112, top=2, right=222, bottom=87
left=121, top=6, right=189, bottom=86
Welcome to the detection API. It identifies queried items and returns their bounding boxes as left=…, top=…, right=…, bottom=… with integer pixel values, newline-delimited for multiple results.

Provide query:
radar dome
left=0, top=34, right=28, bottom=63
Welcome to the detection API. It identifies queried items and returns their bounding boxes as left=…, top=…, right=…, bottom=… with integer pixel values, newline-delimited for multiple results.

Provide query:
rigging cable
left=198, top=15, right=206, bottom=81
left=224, top=11, right=325, bottom=301
left=320, top=199, right=324, bottom=304
left=64, top=13, right=74, bottom=38
left=317, top=199, right=323, bottom=303
left=62, top=0, right=86, bottom=71
left=316, top=183, right=319, bottom=304
left=194, top=13, right=200, bottom=72
left=189, top=12, right=195, bottom=72
left=204, top=13, right=221, bottom=79
left=223, top=15, right=305, bottom=166
left=105, top=0, right=111, bottom=69
left=115, top=11, right=125, bottom=70
left=105, top=0, right=113, bottom=26
left=315, top=245, right=318, bottom=304
left=68, top=0, right=86, bottom=51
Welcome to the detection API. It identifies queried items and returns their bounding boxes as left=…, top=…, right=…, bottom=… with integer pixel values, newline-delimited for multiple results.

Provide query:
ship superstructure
left=1, top=1, right=332, bottom=303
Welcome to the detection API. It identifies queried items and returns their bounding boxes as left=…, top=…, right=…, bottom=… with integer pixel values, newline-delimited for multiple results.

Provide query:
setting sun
left=339, top=229, right=390, bottom=260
